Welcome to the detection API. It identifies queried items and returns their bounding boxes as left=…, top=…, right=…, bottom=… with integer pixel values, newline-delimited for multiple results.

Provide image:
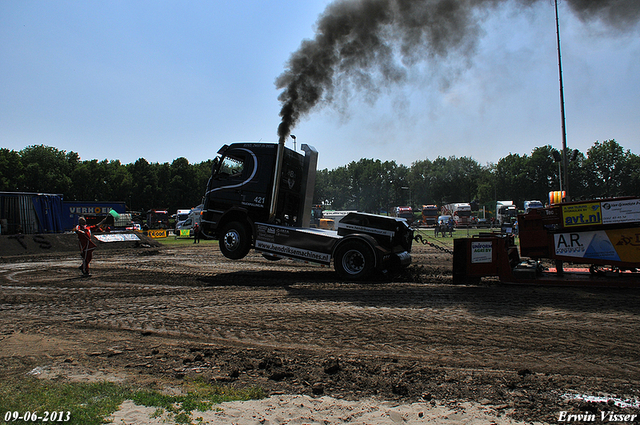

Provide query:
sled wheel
left=334, top=240, right=375, bottom=281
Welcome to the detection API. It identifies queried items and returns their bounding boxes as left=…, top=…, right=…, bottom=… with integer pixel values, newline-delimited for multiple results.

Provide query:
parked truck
left=496, top=201, right=518, bottom=226
left=421, top=205, right=439, bottom=226
left=393, top=206, right=415, bottom=226
left=524, top=200, right=544, bottom=213
left=174, top=204, right=203, bottom=237
left=146, top=209, right=170, bottom=229
left=442, top=203, right=472, bottom=227
left=175, top=209, right=191, bottom=223
left=200, top=141, right=413, bottom=280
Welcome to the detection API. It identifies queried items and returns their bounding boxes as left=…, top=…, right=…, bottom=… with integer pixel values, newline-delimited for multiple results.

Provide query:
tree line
left=1, top=139, right=638, bottom=215
left=0, top=145, right=214, bottom=213
left=317, top=140, right=639, bottom=213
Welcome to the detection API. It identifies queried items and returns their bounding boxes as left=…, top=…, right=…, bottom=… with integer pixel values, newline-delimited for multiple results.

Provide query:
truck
left=496, top=201, right=518, bottom=226
left=146, top=209, right=170, bottom=229
left=174, top=204, right=203, bottom=237
left=200, top=141, right=413, bottom=280
left=176, top=209, right=191, bottom=223
left=393, top=206, right=415, bottom=226
left=421, top=205, right=439, bottom=226
left=524, top=200, right=544, bottom=213
left=442, top=203, right=472, bottom=227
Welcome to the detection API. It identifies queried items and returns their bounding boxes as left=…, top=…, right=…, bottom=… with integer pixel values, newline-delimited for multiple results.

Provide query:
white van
left=176, top=209, right=191, bottom=222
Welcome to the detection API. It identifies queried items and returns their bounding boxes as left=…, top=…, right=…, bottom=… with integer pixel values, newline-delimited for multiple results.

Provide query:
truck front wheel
left=334, top=240, right=375, bottom=281
left=219, top=221, right=251, bottom=259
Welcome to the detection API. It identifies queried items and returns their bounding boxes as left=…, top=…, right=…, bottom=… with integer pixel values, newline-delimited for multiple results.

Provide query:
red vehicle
left=442, top=203, right=472, bottom=227
left=393, top=206, right=415, bottom=226
left=146, top=209, right=170, bottom=229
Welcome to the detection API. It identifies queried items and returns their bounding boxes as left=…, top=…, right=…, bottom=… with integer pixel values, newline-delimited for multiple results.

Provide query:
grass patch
left=412, top=227, right=521, bottom=248
left=156, top=236, right=218, bottom=247
left=0, top=376, right=265, bottom=425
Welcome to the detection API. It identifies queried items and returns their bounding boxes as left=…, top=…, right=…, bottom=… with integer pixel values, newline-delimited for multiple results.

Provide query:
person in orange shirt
left=75, top=216, right=106, bottom=276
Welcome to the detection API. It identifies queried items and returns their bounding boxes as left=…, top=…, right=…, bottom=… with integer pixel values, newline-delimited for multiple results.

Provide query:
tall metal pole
left=555, top=0, right=570, bottom=201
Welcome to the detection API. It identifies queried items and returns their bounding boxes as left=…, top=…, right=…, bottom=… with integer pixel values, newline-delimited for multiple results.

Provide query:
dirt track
left=1, top=239, right=640, bottom=423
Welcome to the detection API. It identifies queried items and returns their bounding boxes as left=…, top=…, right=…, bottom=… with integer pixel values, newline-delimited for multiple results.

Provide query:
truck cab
left=202, top=143, right=312, bottom=231
left=200, top=141, right=413, bottom=280
left=496, top=201, right=518, bottom=226
left=393, top=206, right=415, bottom=226
left=421, top=205, right=439, bottom=226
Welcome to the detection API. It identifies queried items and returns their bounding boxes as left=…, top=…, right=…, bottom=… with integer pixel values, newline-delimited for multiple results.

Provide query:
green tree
left=424, top=156, right=482, bottom=205
left=70, top=160, right=106, bottom=201
left=127, top=158, right=156, bottom=211
left=314, top=168, right=331, bottom=206
left=168, top=157, right=195, bottom=211
left=19, top=145, right=79, bottom=194
left=0, top=148, right=24, bottom=191
left=494, top=153, right=528, bottom=204
left=583, top=140, right=629, bottom=197
left=621, top=153, right=640, bottom=196
left=104, top=159, right=133, bottom=203
left=326, top=165, right=353, bottom=210
left=525, top=146, right=561, bottom=202
left=407, top=158, right=435, bottom=206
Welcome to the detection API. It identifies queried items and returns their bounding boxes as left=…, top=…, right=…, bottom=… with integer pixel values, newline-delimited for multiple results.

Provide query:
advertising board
left=147, top=229, right=168, bottom=238
left=95, top=234, right=141, bottom=243
left=471, top=241, right=493, bottom=264
left=554, top=229, right=640, bottom=263
left=562, top=199, right=640, bottom=228
left=601, top=199, right=640, bottom=225
left=561, top=202, right=602, bottom=228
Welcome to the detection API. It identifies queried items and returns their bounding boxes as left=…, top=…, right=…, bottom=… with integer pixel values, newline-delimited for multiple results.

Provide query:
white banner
left=95, top=234, right=141, bottom=243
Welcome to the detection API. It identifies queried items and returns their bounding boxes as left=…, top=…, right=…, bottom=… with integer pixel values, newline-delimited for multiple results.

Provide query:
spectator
left=193, top=222, right=201, bottom=244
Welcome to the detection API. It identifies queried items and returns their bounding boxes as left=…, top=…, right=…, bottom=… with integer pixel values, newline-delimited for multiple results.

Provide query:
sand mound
left=110, top=394, right=529, bottom=424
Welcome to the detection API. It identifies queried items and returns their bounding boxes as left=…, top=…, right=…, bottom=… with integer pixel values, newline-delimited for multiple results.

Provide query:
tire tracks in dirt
left=1, top=243, right=640, bottom=424
left=2, top=245, right=639, bottom=381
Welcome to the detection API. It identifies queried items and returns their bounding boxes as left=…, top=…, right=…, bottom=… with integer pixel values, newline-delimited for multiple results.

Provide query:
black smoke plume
left=275, top=0, right=640, bottom=142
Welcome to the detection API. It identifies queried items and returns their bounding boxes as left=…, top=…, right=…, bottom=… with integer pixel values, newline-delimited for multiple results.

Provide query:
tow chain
left=413, top=230, right=454, bottom=255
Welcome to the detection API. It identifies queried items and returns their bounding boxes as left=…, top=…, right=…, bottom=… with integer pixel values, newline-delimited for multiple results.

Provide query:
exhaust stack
left=268, top=137, right=286, bottom=222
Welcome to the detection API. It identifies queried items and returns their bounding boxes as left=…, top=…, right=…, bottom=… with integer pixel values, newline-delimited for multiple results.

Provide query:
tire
left=334, top=239, right=375, bottom=281
left=219, top=221, right=251, bottom=260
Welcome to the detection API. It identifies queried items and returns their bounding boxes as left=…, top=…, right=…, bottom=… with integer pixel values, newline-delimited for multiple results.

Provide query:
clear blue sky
left=1, top=0, right=639, bottom=170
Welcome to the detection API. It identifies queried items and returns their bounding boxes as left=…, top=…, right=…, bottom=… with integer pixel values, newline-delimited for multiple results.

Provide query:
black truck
left=200, top=141, right=413, bottom=280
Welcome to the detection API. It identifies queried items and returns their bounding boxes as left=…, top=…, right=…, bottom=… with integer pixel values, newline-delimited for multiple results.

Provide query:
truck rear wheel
left=219, top=221, right=251, bottom=260
left=334, top=240, right=375, bottom=281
